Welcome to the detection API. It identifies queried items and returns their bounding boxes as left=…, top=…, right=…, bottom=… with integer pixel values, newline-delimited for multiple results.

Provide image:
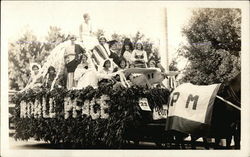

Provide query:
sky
left=2, top=1, right=193, bottom=68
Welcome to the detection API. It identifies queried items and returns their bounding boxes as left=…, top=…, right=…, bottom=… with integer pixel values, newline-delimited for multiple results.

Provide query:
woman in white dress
left=79, top=13, right=98, bottom=50
left=74, top=53, right=98, bottom=89
left=131, top=41, right=148, bottom=68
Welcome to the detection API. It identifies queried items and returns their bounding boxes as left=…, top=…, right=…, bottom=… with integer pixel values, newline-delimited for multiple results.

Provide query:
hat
left=99, top=35, right=107, bottom=41
left=108, top=40, right=118, bottom=48
left=123, top=38, right=132, bottom=44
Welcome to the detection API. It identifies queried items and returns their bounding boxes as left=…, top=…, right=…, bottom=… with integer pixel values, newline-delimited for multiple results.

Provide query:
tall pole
left=164, top=8, right=169, bottom=71
left=160, top=8, right=169, bottom=71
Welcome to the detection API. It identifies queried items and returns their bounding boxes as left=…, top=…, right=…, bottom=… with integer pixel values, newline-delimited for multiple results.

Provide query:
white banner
left=153, top=104, right=168, bottom=120
left=168, top=83, right=220, bottom=124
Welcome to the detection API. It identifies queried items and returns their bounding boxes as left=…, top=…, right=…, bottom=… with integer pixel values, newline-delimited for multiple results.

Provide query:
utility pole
left=164, top=8, right=169, bottom=71
left=160, top=8, right=169, bottom=71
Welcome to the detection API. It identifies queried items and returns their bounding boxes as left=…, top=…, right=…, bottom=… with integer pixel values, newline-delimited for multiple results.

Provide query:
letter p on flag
left=165, top=83, right=221, bottom=136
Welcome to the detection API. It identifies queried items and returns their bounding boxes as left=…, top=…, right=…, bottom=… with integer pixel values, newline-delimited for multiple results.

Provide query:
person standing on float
left=79, top=13, right=98, bottom=50
left=64, top=36, right=86, bottom=90
left=108, top=40, right=120, bottom=66
left=131, top=41, right=148, bottom=68
left=121, top=38, right=134, bottom=65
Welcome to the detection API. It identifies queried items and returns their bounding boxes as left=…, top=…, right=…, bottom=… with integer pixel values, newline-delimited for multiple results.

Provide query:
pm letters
left=185, top=94, right=199, bottom=110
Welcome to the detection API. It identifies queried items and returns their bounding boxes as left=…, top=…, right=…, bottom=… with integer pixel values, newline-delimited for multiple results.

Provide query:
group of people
left=24, top=13, right=166, bottom=91
left=63, top=34, right=164, bottom=90
left=24, top=63, right=60, bottom=90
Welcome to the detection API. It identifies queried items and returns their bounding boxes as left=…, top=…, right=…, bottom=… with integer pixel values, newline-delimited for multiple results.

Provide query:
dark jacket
left=65, top=44, right=86, bottom=73
left=109, top=50, right=120, bottom=65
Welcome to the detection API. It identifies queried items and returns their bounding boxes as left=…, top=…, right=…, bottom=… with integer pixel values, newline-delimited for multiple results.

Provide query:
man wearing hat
left=108, top=40, right=120, bottom=66
left=64, top=35, right=86, bottom=89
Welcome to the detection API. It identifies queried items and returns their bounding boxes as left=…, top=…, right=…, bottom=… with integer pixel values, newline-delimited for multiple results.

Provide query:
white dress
left=79, top=21, right=98, bottom=50
left=123, top=50, right=133, bottom=64
left=74, top=59, right=98, bottom=89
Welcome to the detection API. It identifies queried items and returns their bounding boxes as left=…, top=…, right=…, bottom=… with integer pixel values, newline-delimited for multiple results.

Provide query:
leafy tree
left=169, top=59, right=178, bottom=71
left=131, top=31, right=144, bottom=44
left=179, top=8, right=241, bottom=85
left=9, top=31, right=42, bottom=90
left=111, top=32, right=120, bottom=41
left=9, top=27, right=67, bottom=90
left=45, top=26, right=67, bottom=51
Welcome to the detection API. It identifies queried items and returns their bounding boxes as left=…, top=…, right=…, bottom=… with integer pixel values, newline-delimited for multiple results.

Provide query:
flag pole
left=216, top=95, right=241, bottom=111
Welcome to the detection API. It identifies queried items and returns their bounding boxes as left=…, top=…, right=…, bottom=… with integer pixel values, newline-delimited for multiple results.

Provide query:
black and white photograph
left=1, top=1, right=250, bottom=157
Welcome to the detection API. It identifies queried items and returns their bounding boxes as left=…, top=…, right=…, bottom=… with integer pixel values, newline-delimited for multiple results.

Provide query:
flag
left=165, top=83, right=221, bottom=136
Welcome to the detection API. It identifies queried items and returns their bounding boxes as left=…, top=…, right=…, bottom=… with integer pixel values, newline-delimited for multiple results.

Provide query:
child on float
left=43, top=66, right=57, bottom=89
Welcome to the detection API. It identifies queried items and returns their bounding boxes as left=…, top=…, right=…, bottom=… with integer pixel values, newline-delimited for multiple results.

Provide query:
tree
left=111, top=32, right=120, bottom=41
left=8, top=26, right=67, bottom=90
left=131, top=31, right=144, bottom=44
left=169, top=59, right=178, bottom=71
left=179, top=8, right=241, bottom=85
left=9, top=30, right=44, bottom=90
left=45, top=26, right=67, bottom=50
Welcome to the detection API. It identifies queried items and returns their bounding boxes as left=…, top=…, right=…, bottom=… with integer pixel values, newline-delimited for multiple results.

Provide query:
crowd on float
left=23, top=13, right=169, bottom=92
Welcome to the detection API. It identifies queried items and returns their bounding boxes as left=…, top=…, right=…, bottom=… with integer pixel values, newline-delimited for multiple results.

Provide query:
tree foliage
left=8, top=27, right=67, bottom=90
left=179, top=8, right=241, bottom=85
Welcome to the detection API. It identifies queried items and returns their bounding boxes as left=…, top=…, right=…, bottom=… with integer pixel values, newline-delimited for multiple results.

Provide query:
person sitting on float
left=148, top=58, right=157, bottom=68
left=131, top=41, right=148, bottom=68
left=148, top=55, right=166, bottom=73
left=110, top=57, right=129, bottom=89
left=117, top=57, right=128, bottom=70
left=97, top=59, right=117, bottom=86
left=23, top=63, right=43, bottom=91
left=43, top=66, right=58, bottom=89
left=121, top=38, right=134, bottom=65
left=74, top=53, right=98, bottom=89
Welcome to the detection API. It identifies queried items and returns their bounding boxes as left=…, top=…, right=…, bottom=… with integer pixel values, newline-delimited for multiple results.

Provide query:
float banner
left=165, top=83, right=221, bottom=136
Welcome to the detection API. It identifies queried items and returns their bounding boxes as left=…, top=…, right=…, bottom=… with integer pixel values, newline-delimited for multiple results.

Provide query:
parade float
left=11, top=38, right=241, bottom=149
left=10, top=33, right=242, bottom=149
left=11, top=36, right=180, bottom=148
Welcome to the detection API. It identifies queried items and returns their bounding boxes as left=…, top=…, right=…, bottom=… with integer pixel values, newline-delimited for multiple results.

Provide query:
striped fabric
left=91, top=44, right=110, bottom=67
